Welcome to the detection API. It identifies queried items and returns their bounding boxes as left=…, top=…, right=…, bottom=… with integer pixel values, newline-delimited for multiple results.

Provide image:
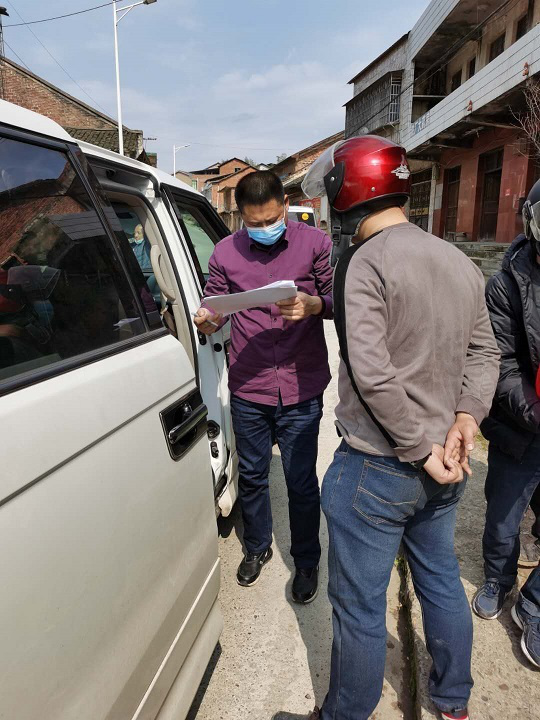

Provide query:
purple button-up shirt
left=204, top=221, right=333, bottom=406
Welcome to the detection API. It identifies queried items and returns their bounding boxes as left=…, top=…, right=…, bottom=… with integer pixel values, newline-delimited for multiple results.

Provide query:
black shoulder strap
left=333, top=242, right=398, bottom=449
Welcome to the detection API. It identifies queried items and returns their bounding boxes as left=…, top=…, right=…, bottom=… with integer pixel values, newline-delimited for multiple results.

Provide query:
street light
left=173, top=144, right=190, bottom=176
left=113, top=0, right=157, bottom=156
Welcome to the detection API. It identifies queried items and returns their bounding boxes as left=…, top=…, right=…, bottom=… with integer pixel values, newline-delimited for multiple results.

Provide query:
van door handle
left=168, top=404, right=208, bottom=445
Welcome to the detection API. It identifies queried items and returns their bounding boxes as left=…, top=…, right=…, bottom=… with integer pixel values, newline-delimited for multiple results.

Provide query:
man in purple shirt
left=194, top=171, right=333, bottom=602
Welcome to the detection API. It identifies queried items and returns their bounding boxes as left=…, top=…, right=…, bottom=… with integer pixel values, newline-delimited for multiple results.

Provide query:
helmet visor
left=301, top=140, right=346, bottom=199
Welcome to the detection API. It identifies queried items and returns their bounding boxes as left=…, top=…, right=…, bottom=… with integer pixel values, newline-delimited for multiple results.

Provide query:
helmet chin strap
left=329, top=208, right=371, bottom=267
left=328, top=197, right=406, bottom=267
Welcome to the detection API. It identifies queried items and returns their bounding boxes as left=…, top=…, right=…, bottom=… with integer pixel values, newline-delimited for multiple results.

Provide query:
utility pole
left=0, top=7, right=9, bottom=101
left=112, top=1, right=158, bottom=156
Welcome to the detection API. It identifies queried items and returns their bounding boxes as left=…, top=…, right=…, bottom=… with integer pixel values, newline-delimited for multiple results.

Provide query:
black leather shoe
left=237, top=547, right=273, bottom=587
left=292, top=566, right=319, bottom=603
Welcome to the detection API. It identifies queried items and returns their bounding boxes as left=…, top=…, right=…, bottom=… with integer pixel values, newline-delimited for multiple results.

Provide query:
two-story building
left=403, top=0, right=540, bottom=243
left=345, top=0, right=540, bottom=244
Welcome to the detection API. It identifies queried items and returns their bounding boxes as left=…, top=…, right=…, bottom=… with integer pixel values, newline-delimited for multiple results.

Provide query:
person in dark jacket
left=473, top=180, right=540, bottom=669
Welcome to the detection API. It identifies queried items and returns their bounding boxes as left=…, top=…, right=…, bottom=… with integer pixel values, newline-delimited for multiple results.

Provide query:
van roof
left=79, top=141, right=203, bottom=197
left=0, top=98, right=72, bottom=142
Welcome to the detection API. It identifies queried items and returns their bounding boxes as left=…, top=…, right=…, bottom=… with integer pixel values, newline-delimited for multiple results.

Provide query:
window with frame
left=450, top=70, right=462, bottom=93
left=489, top=33, right=506, bottom=62
left=0, top=136, right=149, bottom=386
left=468, top=57, right=476, bottom=79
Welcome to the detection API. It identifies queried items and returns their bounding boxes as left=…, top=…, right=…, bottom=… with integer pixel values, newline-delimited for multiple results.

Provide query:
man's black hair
left=235, top=171, right=285, bottom=212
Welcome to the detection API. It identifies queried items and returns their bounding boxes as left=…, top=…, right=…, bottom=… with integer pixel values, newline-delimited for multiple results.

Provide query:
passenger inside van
left=114, top=210, right=160, bottom=306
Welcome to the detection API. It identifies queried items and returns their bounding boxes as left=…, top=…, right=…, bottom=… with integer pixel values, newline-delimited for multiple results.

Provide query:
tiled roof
left=66, top=127, right=142, bottom=157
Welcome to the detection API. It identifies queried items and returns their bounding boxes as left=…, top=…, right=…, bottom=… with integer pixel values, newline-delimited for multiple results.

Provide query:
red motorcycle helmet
left=302, top=135, right=412, bottom=264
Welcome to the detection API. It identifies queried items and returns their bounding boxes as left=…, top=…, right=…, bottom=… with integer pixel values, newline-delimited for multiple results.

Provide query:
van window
left=112, top=204, right=160, bottom=307
left=0, top=136, right=147, bottom=385
left=169, top=199, right=219, bottom=283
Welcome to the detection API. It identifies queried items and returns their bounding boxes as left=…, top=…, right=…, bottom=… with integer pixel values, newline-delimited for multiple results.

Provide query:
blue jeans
left=230, top=394, right=323, bottom=568
left=483, top=442, right=540, bottom=591
left=321, top=442, right=473, bottom=719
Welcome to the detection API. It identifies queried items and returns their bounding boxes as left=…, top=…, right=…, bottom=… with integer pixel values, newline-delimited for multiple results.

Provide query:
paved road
left=187, top=326, right=412, bottom=720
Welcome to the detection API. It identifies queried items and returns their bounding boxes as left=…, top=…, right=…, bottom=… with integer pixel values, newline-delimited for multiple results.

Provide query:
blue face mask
left=246, top=216, right=286, bottom=246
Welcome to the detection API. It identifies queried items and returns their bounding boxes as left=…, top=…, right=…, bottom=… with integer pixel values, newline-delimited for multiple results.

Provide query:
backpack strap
left=333, top=242, right=398, bottom=449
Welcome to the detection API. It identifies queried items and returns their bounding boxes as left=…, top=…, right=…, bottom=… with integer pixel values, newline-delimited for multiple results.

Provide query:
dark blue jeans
left=483, top=442, right=540, bottom=612
left=483, top=442, right=540, bottom=589
left=321, top=442, right=473, bottom=719
left=230, top=393, right=323, bottom=569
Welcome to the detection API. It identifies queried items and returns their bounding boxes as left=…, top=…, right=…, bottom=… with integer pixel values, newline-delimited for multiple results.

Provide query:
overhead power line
left=186, top=140, right=296, bottom=152
left=4, top=2, right=115, bottom=28
left=3, top=38, right=31, bottom=72
left=4, top=1, right=109, bottom=114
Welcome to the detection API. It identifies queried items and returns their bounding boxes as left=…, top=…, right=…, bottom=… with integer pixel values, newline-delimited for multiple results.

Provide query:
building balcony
left=402, top=23, right=540, bottom=155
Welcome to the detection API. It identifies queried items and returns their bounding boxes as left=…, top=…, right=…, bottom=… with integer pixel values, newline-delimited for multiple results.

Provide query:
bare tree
left=514, top=78, right=540, bottom=161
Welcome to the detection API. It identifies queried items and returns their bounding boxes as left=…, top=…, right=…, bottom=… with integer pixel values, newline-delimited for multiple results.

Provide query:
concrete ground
left=409, top=441, right=540, bottom=720
left=187, top=325, right=413, bottom=720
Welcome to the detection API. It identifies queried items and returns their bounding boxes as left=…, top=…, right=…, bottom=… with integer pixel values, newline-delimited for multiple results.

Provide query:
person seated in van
left=129, top=223, right=159, bottom=305
left=194, top=170, right=333, bottom=603
left=129, top=224, right=151, bottom=270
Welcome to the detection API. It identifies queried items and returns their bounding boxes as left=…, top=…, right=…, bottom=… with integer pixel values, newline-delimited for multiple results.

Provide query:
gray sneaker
left=511, top=602, right=540, bottom=668
left=519, top=536, right=540, bottom=568
left=472, top=579, right=511, bottom=620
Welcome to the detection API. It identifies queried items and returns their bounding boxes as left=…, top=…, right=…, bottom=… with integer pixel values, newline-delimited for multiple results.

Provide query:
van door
left=162, top=186, right=237, bottom=511
left=85, top=163, right=234, bottom=507
left=0, top=131, right=221, bottom=720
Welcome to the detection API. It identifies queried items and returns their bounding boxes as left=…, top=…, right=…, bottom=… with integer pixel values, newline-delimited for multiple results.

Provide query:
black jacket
left=481, top=235, right=540, bottom=459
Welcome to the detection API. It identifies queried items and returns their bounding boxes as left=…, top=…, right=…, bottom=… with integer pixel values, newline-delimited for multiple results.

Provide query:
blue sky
left=3, top=0, right=431, bottom=172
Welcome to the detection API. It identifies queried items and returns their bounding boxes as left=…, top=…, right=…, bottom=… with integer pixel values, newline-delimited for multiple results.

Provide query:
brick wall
left=2, top=61, right=114, bottom=130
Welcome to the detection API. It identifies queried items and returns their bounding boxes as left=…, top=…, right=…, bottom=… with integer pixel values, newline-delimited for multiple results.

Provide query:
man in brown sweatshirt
left=296, top=137, right=501, bottom=720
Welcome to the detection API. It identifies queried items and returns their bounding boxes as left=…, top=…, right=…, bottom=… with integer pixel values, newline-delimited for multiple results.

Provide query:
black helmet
left=522, top=179, right=540, bottom=255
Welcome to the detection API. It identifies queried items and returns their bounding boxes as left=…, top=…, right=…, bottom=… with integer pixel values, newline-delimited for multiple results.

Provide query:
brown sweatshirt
left=335, top=222, right=501, bottom=463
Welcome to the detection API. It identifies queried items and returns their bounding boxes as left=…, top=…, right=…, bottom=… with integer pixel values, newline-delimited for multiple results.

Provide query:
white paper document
left=202, top=280, right=297, bottom=315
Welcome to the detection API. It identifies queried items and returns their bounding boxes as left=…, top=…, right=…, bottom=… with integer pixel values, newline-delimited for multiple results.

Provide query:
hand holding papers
left=202, top=280, right=297, bottom=316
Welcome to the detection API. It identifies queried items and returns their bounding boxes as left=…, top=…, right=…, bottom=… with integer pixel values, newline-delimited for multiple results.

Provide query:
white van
left=0, top=100, right=238, bottom=720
